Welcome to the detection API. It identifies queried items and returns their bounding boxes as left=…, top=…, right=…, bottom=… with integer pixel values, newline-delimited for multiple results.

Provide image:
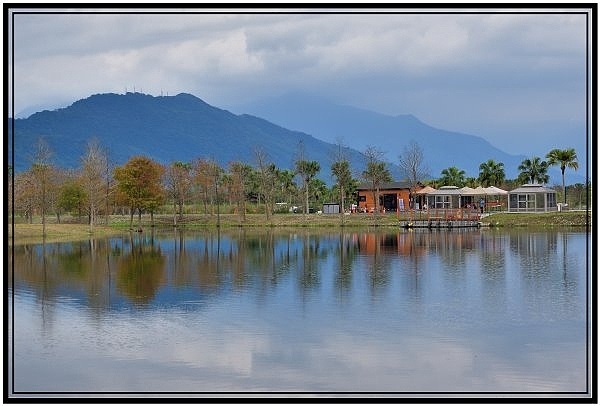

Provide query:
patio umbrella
left=459, top=186, right=477, bottom=195
left=472, top=186, right=488, bottom=195
left=415, top=185, right=436, bottom=194
left=484, top=186, right=508, bottom=195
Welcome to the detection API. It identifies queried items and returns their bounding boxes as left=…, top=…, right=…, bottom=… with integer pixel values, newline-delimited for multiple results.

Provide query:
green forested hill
left=9, top=92, right=375, bottom=183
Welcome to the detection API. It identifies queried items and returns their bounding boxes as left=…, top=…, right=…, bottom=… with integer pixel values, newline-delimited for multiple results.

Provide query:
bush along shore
left=8, top=210, right=591, bottom=244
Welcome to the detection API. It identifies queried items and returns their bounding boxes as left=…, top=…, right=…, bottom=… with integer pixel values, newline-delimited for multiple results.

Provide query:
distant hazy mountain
left=231, top=92, right=580, bottom=184
left=9, top=92, right=380, bottom=184
left=9, top=91, right=584, bottom=186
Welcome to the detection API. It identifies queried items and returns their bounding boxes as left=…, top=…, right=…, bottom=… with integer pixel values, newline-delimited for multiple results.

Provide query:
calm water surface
left=8, top=228, right=590, bottom=396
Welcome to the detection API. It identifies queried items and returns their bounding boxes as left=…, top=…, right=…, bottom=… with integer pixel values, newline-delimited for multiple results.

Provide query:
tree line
left=9, top=137, right=584, bottom=233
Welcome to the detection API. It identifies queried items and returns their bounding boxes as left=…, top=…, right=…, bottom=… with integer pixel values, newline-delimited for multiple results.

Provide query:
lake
left=7, top=227, right=591, bottom=398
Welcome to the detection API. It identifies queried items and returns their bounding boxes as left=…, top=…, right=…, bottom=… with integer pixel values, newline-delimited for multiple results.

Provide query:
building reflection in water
left=9, top=228, right=582, bottom=313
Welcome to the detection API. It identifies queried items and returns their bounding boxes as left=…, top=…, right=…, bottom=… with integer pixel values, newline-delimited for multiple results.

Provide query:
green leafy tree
left=57, top=179, right=87, bottom=220
left=478, top=159, right=506, bottom=187
left=569, top=183, right=585, bottom=209
left=114, top=156, right=165, bottom=230
left=464, top=177, right=479, bottom=188
left=518, top=157, right=549, bottom=185
left=546, top=148, right=578, bottom=204
left=439, top=166, right=466, bottom=187
left=276, top=169, right=297, bottom=206
left=309, top=178, right=328, bottom=208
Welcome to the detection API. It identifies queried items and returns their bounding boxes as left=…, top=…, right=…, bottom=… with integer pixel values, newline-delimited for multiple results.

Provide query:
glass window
left=435, top=195, right=450, bottom=208
left=527, top=193, right=536, bottom=209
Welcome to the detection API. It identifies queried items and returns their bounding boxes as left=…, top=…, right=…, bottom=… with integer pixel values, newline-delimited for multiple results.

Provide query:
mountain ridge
left=9, top=91, right=582, bottom=185
left=8, top=92, right=377, bottom=184
left=230, top=92, right=530, bottom=179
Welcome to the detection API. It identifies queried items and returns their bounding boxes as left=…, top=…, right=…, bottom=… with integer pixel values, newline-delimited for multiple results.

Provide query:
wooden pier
left=398, top=208, right=482, bottom=229
left=402, top=219, right=482, bottom=229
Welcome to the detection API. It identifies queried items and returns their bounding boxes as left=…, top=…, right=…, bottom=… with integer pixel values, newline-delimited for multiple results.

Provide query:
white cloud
left=8, top=8, right=590, bottom=157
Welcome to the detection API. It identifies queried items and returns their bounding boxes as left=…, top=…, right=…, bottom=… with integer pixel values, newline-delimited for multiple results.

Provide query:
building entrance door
left=381, top=194, right=398, bottom=212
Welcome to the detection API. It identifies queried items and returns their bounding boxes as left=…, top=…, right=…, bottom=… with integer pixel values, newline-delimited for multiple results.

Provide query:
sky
left=7, top=5, right=592, bottom=169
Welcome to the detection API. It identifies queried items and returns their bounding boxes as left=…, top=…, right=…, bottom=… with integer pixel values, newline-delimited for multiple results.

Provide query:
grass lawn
left=8, top=222, right=124, bottom=245
left=483, top=210, right=591, bottom=228
left=8, top=210, right=590, bottom=245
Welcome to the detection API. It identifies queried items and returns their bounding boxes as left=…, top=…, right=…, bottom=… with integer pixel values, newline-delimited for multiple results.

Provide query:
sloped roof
left=509, top=184, right=556, bottom=194
left=484, top=186, right=508, bottom=195
left=414, top=185, right=436, bottom=194
left=356, top=181, right=414, bottom=191
left=428, top=186, right=463, bottom=195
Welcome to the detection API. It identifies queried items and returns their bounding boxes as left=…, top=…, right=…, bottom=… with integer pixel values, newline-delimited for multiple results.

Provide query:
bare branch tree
left=398, top=140, right=429, bottom=208
left=362, top=146, right=392, bottom=215
left=30, top=137, right=55, bottom=237
left=81, top=137, right=108, bottom=233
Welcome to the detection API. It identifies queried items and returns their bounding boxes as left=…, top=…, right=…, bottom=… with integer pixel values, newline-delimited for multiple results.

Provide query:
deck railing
left=396, top=208, right=481, bottom=222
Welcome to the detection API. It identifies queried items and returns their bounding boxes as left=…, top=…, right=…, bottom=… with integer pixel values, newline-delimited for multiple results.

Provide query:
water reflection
left=8, top=228, right=588, bottom=394
left=9, top=228, right=585, bottom=312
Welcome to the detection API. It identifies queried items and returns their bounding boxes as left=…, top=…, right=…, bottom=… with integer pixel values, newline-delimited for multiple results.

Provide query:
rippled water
left=7, top=228, right=590, bottom=397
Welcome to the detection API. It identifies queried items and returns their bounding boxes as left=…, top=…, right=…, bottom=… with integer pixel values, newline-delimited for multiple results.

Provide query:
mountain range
left=9, top=92, right=370, bottom=184
left=9, top=92, right=581, bottom=185
left=232, top=93, right=533, bottom=180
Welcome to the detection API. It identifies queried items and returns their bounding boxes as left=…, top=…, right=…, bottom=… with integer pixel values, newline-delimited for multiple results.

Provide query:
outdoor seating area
left=416, top=185, right=509, bottom=213
left=353, top=183, right=561, bottom=216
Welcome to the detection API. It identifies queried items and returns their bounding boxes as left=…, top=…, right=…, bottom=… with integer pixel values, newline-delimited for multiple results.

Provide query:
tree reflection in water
left=9, top=228, right=584, bottom=311
left=116, top=231, right=165, bottom=305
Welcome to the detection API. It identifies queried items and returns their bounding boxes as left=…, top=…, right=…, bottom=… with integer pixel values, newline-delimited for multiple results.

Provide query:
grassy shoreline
left=8, top=211, right=591, bottom=244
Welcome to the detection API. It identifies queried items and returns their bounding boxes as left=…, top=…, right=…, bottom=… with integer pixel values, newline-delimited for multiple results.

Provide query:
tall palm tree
left=331, top=159, right=353, bottom=216
left=439, top=166, right=466, bottom=187
left=517, top=157, right=549, bottom=185
left=546, top=148, right=578, bottom=204
left=295, top=159, right=320, bottom=215
left=478, top=159, right=505, bottom=187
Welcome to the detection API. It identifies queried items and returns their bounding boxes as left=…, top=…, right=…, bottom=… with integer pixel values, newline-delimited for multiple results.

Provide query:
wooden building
left=356, top=181, right=419, bottom=213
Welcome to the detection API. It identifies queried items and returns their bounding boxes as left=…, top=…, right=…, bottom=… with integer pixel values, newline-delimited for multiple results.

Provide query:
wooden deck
left=399, top=208, right=482, bottom=229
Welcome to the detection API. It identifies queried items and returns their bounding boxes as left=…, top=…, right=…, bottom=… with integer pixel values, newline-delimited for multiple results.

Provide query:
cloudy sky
left=8, top=6, right=591, bottom=163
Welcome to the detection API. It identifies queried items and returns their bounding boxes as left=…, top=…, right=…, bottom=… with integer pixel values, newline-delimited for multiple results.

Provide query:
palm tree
left=439, top=166, right=466, bottom=187
left=517, top=157, right=549, bottom=185
left=331, top=159, right=353, bottom=217
left=478, top=159, right=505, bottom=187
left=546, top=148, right=578, bottom=204
left=295, top=159, right=321, bottom=215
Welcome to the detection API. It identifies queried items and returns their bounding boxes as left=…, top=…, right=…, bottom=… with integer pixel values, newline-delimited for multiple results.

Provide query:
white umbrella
left=484, top=186, right=508, bottom=195
left=459, top=186, right=477, bottom=195
left=415, top=185, right=436, bottom=194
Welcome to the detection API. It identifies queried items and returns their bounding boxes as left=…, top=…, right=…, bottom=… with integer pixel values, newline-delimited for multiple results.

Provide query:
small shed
left=322, top=203, right=340, bottom=214
left=508, top=184, right=557, bottom=212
